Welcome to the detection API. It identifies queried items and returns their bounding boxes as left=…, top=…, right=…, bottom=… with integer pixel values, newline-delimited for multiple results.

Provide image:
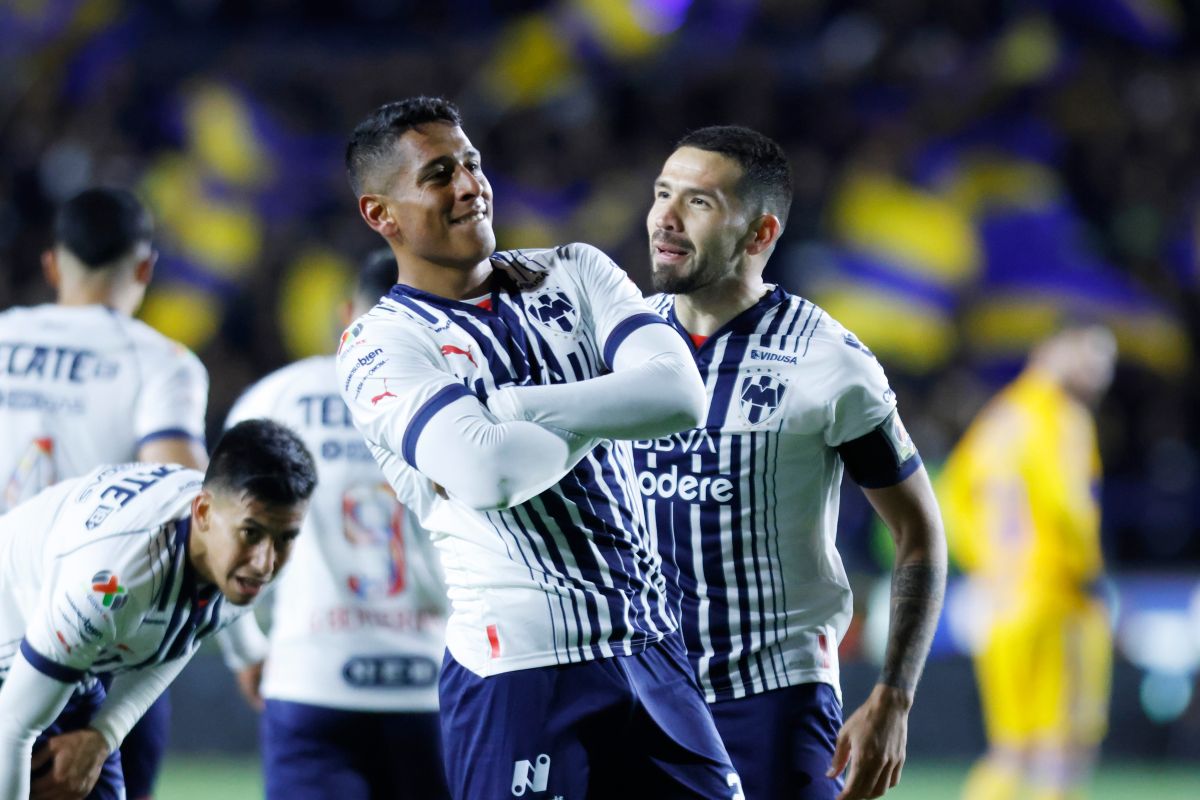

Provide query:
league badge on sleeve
left=91, top=570, right=128, bottom=610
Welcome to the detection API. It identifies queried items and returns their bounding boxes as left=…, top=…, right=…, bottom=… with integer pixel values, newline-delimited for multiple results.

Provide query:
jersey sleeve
left=566, top=243, right=673, bottom=369
left=336, top=317, right=475, bottom=473
left=824, top=328, right=922, bottom=489
left=21, top=532, right=149, bottom=682
left=133, top=343, right=209, bottom=448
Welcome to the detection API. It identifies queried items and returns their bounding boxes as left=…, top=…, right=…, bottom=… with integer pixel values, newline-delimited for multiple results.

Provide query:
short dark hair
left=675, top=126, right=793, bottom=228
left=205, top=419, right=317, bottom=507
left=345, top=96, right=463, bottom=196
left=54, top=188, right=153, bottom=268
left=356, top=247, right=398, bottom=307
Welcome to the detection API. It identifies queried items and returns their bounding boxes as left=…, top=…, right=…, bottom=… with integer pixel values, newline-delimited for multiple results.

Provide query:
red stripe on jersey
left=475, top=297, right=493, bottom=311
left=689, top=333, right=708, bottom=349
left=487, top=624, right=501, bottom=658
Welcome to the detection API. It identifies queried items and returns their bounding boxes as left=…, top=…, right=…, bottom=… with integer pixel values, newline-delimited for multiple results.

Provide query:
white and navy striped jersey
left=0, top=304, right=208, bottom=514
left=226, top=356, right=447, bottom=712
left=0, top=464, right=242, bottom=687
left=338, top=243, right=676, bottom=678
left=633, top=287, right=920, bottom=702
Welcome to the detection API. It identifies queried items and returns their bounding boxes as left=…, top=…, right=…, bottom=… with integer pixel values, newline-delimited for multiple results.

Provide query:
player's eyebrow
left=655, top=178, right=721, bottom=204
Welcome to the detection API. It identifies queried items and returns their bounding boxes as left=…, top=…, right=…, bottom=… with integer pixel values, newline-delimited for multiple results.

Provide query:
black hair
left=54, top=187, right=153, bottom=268
left=356, top=247, right=398, bottom=307
left=205, top=419, right=317, bottom=506
left=675, top=125, right=793, bottom=228
left=345, top=96, right=463, bottom=196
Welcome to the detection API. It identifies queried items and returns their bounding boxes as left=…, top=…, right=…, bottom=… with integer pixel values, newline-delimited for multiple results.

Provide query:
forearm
left=878, top=541, right=947, bottom=697
left=216, top=612, right=270, bottom=672
left=413, top=397, right=597, bottom=510
left=487, top=324, right=706, bottom=440
left=0, top=651, right=77, bottom=797
left=89, top=658, right=190, bottom=753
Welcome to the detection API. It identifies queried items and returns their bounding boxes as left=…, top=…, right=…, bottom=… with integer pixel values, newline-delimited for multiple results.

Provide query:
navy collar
left=668, top=285, right=789, bottom=356
left=386, top=263, right=515, bottom=319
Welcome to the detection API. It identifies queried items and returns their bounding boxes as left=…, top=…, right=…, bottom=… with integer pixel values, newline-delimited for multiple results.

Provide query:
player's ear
left=360, top=195, right=399, bottom=239
left=192, top=489, right=213, bottom=531
left=744, top=214, right=781, bottom=257
left=133, top=250, right=158, bottom=286
left=41, top=249, right=61, bottom=290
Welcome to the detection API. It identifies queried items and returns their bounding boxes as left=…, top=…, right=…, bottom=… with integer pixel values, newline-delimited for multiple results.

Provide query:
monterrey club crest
left=527, top=290, right=578, bottom=333
left=738, top=372, right=788, bottom=426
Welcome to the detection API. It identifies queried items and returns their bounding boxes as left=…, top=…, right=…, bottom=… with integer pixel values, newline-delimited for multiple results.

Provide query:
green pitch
left=156, top=758, right=1200, bottom=799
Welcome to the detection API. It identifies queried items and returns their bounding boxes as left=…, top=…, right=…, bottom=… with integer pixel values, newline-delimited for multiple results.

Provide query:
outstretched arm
left=0, top=647, right=82, bottom=798
left=829, top=465, right=946, bottom=800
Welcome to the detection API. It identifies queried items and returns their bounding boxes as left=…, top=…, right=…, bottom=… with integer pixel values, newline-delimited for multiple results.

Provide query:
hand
left=827, top=684, right=911, bottom=800
left=235, top=661, right=266, bottom=712
left=30, top=728, right=109, bottom=800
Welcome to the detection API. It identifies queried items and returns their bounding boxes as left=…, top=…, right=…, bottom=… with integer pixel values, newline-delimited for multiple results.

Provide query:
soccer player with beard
left=338, top=96, right=743, bottom=799
left=632, top=125, right=947, bottom=800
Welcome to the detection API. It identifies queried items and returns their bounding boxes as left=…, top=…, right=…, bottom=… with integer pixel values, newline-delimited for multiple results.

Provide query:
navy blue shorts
left=261, top=699, right=449, bottom=800
left=31, top=680, right=124, bottom=800
left=709, top=682, right=844, bottom=800
left=439, top=634, right=743, bottom=800
left=120, top=691, right=170, bottom=799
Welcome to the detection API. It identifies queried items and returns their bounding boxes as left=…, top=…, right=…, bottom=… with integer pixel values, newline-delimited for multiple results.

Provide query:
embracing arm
left=486, top=321, right=706, bottom=440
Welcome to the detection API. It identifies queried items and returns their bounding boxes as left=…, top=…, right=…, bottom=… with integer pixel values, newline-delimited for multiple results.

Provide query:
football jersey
left=0, top=304, right=208, bottom=513
left=938, top=369, right=1103, bottom=614
left=0, top=464, right=242, bottom=686
left=338, top=243, right=676, bottom=678
left=632, top=287, right=918, bottom=702
left=226, top=356, right=447, bottom=712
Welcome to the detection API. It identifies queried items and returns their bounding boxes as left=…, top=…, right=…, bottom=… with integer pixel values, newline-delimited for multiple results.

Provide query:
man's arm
left=0, top=648, right=83, bottom=798
left=486, top=321, right=707, bottom=440
left=214, top=613, right=271, bottom=711
left=828, top=466, right=947, bottom=800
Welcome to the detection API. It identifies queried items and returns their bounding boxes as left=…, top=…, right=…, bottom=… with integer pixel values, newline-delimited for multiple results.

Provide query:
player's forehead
left=392, top=122, right=479, bottom=176
left=215, top=487, right=307, bottom=531
left=655, top=146, right=744, bottom=196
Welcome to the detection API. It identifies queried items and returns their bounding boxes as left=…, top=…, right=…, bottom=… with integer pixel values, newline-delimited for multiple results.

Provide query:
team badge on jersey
left=527, top=290, right=578, bottom=334
left=91, top=570, right=128, bottom=610
left=738, top=371, right=788, bottom=426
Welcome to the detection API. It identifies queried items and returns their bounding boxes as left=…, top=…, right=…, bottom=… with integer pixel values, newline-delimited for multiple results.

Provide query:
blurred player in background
left=0, top=420, right=315, bottom=800
left=939, top=322, right=1117, bottom=800
left=634, top=125, right=947, bottom=800
left=218, top=248, right=449, bottom=799
left=339, top=96, right=742, bottom=798
left=0, top=187, right=209, bottom=800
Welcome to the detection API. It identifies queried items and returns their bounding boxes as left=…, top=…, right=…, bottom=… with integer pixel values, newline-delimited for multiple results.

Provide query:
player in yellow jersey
left=939, top=322, right=1117, bottom=800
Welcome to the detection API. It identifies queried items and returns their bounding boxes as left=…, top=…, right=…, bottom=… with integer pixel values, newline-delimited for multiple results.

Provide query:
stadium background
left=2, top=0, right=1199, bottom=795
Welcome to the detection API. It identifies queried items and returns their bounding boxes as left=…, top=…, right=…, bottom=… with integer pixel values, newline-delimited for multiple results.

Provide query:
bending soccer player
left=633, top=125, right=947, bottom=800
left=218, top=249, right=450, bottom=799
left=0, top=420, right=316, bottom=799
left=0, top=186, right=209, bottom=800
left=940, top=323, right=1117, bottom=800
left=339, top=96, right=742, bottom=798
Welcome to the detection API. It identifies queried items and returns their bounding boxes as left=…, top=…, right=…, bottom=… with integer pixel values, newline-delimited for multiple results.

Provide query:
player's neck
left=56, top=282, right=136, bottom=316
left=395, top=257, right=494, bottom=301
left=674, top=275, right=770, bottom=337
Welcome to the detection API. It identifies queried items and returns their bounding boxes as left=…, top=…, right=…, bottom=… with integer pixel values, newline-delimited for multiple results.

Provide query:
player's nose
left=247, top=539, right=276, bottom=576
left=652, top=199, right=682, bottom=232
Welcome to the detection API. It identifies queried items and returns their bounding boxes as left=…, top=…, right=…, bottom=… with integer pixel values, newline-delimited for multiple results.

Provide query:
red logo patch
left=440, top=344, right=477, bottom=367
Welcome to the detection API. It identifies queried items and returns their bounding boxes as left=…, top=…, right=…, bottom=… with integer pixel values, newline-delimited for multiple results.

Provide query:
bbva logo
left=738, top=373, right=787, bottom=425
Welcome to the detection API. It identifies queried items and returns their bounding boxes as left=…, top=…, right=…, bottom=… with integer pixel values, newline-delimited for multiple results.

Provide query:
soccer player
left=634, top=125, right=947, bottom=800
left=338, top=96, right=742, bottom=799
left=939, top=323, right=1116, bottom=800
left=0, top=419, right=316, bottom=800
left=0, top=186, right=209, bottom=800
left=217, top=249, right=450, bottom=799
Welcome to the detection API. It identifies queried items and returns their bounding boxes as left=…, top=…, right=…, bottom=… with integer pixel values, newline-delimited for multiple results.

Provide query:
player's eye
left=466, top=161, right=482, bottom=173
left=690, top=197, right=710, bottom=208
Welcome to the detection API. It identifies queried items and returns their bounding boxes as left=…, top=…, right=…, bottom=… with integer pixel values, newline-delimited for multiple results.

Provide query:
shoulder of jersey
left=117, top=316, right=207, bottom=369
left=60, top=463, right=203, bottom=540
left=788, top=301, right=880, bottom=363
left=233, top=356, right=332, bottom=419
left=491, top=242, right=606, bottom=290
left=645, top=292, right=672, bottom=318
